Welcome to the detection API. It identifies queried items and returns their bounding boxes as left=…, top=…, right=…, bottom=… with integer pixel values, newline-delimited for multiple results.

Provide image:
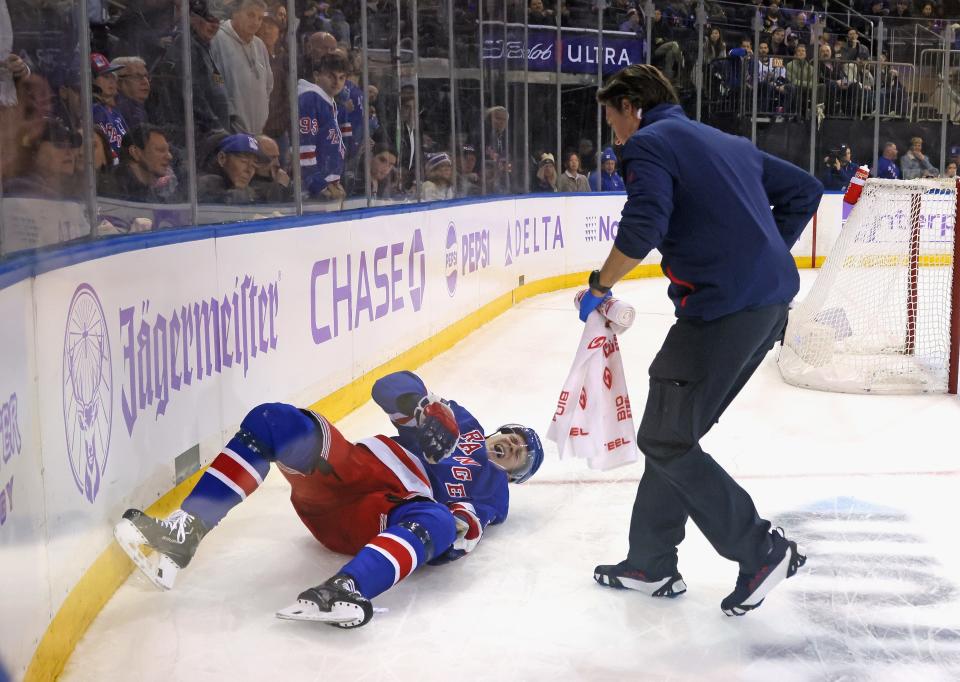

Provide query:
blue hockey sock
left=341, top=502, right=457, bottom=599
left=181, top=403, right=322, bottom=529
left=341, top=524, right=427, bottom=599
left=181, top=433, right=271, bottom=529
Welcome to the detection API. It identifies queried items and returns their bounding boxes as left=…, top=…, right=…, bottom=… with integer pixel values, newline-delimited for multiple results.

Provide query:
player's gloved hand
left=427, top=503, right=483, bottom=565
left=578, top=288, right=612, bottom=322
left=450, top=503, right=483, bottom=554
left=414, top=393, right=460, bottom=464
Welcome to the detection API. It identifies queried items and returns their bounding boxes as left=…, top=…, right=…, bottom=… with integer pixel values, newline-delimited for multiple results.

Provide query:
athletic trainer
left=579, top=64, right=822, bottom=616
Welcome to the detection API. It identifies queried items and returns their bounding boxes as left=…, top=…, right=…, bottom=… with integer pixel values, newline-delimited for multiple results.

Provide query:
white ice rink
left=62, top=273, right=960, bottom=682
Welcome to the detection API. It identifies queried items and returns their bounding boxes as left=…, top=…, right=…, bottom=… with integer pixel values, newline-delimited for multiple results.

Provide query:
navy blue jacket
left=614, top=104, right=823, bottom=320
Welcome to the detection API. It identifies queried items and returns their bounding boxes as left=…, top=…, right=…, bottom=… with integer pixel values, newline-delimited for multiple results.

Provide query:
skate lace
left=159, top=510, right=194, bottom=544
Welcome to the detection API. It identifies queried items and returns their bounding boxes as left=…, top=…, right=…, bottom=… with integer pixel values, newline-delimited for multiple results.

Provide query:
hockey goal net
left=778, top=177, right=960, bottom=394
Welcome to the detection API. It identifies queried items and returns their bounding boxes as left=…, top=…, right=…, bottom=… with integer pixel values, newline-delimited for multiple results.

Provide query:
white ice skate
left=275, top=574, right=376, bottom=628
left=114, top=508, right=207, bottom=591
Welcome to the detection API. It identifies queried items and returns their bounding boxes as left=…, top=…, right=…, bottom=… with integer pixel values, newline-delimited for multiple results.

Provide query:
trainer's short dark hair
left=596, top=64, right=678, bottom=113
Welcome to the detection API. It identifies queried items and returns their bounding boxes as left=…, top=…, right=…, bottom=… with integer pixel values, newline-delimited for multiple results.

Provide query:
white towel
left=546, top=291, right=640, bottom=471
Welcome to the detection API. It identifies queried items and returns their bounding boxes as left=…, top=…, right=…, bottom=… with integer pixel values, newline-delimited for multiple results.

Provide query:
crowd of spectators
left=817, top=135, right=957, bottom=189
left=1, top=0, right=959, bottom=234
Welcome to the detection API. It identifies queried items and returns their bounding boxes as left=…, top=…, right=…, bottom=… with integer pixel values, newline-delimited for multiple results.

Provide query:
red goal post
left=951, top=178, right=960, bottom=394
left=779, top=177, right=960, bottom=395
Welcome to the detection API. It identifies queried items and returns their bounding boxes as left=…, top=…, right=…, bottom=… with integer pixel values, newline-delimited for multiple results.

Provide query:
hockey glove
left=578, top=288, right=612, bottom=322
left=428, top=504, right=483, bottom=564
left=414, top=393, right=460, bottom=464
left=450, top=503, right=483, bottom=554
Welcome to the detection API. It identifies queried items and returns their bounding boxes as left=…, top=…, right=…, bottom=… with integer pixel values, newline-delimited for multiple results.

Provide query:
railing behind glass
left=6, top=0, right=960, bottom=264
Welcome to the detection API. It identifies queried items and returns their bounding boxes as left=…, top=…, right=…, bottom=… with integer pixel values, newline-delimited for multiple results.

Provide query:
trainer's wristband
left=589, top=269, right=612, bottom=294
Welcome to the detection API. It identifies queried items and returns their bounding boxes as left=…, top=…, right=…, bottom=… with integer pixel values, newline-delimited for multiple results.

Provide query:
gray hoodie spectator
left=210, top=1, right=274, bottom=133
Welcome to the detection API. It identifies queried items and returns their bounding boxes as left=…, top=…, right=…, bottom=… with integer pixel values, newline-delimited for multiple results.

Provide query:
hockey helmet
left=491, top=424, right=544, bottom=484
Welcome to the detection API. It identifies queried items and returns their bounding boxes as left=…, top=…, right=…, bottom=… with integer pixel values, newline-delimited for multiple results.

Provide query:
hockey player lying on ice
left=114, top=370, right=544, bottom=628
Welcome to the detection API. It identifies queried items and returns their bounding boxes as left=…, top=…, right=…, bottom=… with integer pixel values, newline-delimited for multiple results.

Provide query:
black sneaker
left=594, top=561, right=687, bottom=598
left=275, top=573, right=374, bottom=628
left=114, top=508, right=209, bottom=590
left=721, top=528, right=806, bottom=616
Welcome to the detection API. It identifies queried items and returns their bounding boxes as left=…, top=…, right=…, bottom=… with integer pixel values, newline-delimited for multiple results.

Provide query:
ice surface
left=61, top=273, right=960, bottom=682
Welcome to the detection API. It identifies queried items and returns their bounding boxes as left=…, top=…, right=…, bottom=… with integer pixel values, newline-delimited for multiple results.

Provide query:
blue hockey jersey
left=297, top=78, right=345, bottom=196
left=337, top=79, right=365, bottom=160
left=588, top=169, right=625, bottom=192
left=93, top=102, right=128, bottom=166
left=371, top=371, right=510, bottom=529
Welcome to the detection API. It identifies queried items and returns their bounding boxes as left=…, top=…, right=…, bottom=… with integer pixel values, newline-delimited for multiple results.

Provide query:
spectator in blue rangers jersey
left=297, top=51, right=348, bottom=201
left=589, top=147, right=625, bottom=191
left=91, top=52, right=128, bottom=166
left=581, top=65, right=819, bottom=617
left=874, top=141, right=902, bottom=179
left=303, top=33, right=364, bottom=167
left=114, top=370, right=543, bottom=629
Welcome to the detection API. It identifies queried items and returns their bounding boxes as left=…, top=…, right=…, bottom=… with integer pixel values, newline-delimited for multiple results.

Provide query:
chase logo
left=62, top=284, right=113, bottom=503
left=445, top=222, right=458, bottom=297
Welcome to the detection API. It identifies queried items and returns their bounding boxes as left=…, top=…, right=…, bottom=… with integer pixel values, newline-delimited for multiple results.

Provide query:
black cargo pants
left=627, top=303, right=790, bottom=577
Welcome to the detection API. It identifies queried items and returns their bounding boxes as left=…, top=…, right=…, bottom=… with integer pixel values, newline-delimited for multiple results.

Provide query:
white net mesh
left=778, top=178, right=957, bottom=394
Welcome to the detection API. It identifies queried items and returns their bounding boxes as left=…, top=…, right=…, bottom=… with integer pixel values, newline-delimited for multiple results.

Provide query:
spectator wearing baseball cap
left=422, top=152, right=454, bottom=202
left=5, top=118, right=82, bottom=199
left=198, top=133, right=269, bottom=204
left=534, top=152, right=558, bottom=192
left=91, top=52, right=123, bottom=80
left=588, top=147, right=625, bottom=192
left=91, top=52, right=129, bottom=166
left=250, top=134, right=293, bottom=203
